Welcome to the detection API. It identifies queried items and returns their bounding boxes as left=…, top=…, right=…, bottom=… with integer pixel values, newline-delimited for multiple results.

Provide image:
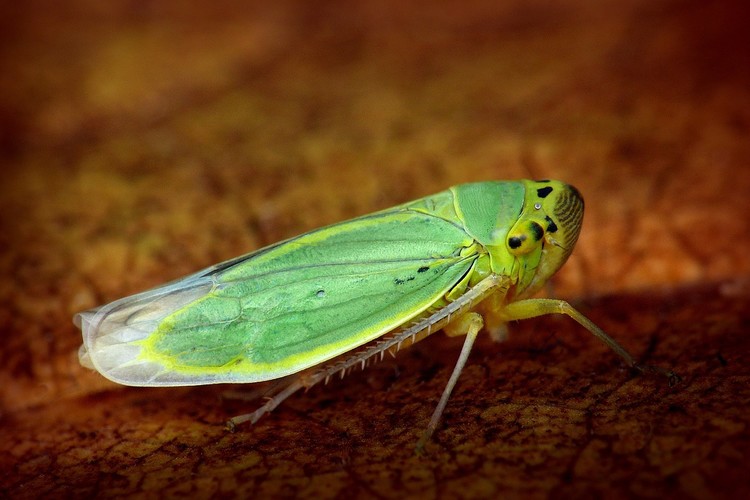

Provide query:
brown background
left=1, top=0, right=749, bottom=497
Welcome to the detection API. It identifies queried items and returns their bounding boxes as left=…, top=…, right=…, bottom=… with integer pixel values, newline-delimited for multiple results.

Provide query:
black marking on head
left=417, top=266, right=430, bottom=273
left=545, top=216, right=558, bottom=233
left=536, top=179, right=550, bottom=183
left=508, top=235, right=525, bottom=249
left=529, top=221, right=544, bottom=241
left=554, top=185, right=584, bottom=246
left=537, top=186, right=553, bottom=198
left=567, top=184, right=584, bottom=207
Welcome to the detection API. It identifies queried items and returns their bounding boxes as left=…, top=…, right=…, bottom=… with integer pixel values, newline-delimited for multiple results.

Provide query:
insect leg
left=227, top=274, right=511, bottom=434
left=416, top=312, right=483, bottom=453
left=227, top=379, right=307, bottom=431
left=477, top=292, right=509, bottom=342
left=222, top=374, right=300, bottom=403
left=499, top=299, right=680, bottom=385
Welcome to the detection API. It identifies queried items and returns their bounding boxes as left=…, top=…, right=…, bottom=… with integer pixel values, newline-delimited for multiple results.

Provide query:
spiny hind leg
left=222, top=374, right=298, bottom=403
left=226, top=376, right=310, bottom=431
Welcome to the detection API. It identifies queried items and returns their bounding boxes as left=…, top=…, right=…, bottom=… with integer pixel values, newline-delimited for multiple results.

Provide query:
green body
left=76, top=180, right=583, bottom=386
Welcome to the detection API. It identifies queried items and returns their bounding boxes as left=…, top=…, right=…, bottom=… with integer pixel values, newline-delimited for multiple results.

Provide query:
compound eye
left=507, top=221, right=545, bottom=255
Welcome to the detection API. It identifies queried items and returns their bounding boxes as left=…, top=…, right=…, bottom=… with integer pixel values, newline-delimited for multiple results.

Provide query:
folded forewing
left=79, top=210, right=478, bottom=386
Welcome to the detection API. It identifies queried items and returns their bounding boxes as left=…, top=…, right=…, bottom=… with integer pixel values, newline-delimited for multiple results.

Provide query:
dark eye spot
left=537, top=186, right=553, bottom=198
left=545, top=216, right=558, bottom=233
left=508, top=235, right=525, bottom=249
left=529, top=221, right=544, bottom=241
left=417, top=266, right=429, bottom=273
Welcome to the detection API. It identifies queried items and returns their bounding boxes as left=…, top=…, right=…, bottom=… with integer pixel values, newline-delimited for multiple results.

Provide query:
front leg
left=499, top=298, right=680, bottom=385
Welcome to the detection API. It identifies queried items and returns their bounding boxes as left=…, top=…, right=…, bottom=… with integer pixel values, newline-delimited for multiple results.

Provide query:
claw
left=633, top=363, right=681, bottom=387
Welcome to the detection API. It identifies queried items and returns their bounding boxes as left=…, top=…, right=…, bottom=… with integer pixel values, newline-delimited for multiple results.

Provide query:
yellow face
left=506, top=180, right=584, bottom=299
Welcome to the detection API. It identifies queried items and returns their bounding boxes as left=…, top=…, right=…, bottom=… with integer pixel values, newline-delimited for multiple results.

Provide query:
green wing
left=77, top=208, right=479, bottom=386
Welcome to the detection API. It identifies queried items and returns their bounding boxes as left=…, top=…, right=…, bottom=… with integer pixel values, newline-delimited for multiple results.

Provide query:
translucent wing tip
left=74, top=304, right=154, bottom=383
left=73, top=280, right=213, bottom=386
left=75, top=310, right=97, bottom=369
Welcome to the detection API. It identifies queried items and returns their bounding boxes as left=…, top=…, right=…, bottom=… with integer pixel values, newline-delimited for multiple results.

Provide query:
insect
left=75, top=180, right=677, bottom=450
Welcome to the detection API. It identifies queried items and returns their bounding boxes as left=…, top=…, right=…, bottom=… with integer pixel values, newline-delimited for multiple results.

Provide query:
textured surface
left=2, top=0, right=749, bottom=498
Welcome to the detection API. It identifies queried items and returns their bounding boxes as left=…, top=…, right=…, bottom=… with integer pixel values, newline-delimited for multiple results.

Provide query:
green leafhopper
left=75, top=180, right=677, bottom=449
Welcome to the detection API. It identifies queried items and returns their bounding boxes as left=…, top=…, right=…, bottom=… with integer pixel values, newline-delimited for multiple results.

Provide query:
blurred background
left=1, top=0, right=749, bottom=497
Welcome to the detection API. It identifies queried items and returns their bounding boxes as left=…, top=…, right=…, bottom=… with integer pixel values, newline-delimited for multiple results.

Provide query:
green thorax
left=406, top=179, right=584, bottom=301
left=404, top=180, right=526, bottom=282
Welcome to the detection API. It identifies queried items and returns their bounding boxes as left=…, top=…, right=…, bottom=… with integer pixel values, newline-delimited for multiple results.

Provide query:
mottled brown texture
left=1, top=0, right=749, bottom=498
